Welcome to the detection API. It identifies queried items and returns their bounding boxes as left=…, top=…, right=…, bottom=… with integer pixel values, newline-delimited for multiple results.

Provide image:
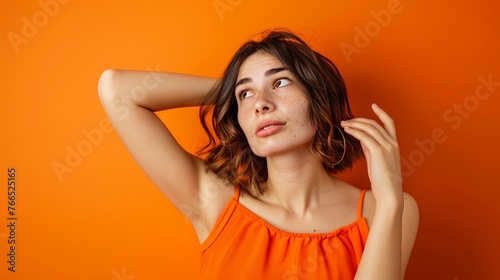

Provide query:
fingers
left=371, top=103, right=397, bottom=140
left=341, top=123, right=382, bottom=154
left=341, top=118, right=395, bottom=149
left=340, top=103, right=399, bottom=152
left=342, top=104, right=403, bottom=197
left=341, top=120, right=391, bottom=151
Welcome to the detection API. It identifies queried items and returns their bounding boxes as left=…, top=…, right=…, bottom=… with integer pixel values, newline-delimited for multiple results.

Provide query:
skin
left=99, top=50, right=419, bottom=279
left=234, top=51, right=360, bottom=232
left=235, top=51, right=315, bottom=158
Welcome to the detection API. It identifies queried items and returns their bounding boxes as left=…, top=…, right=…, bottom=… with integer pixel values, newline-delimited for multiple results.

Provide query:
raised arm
left=341, top=103, right=419, bottom=279
left=98, top=70, right=228, bottom=234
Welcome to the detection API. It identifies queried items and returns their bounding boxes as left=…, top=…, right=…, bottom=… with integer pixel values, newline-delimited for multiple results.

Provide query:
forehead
left=237, top=51, right=284, bottom=78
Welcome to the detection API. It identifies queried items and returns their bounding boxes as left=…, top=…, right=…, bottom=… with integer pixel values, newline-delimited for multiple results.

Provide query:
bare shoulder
left=361, top=190, right=420, bottom=230
left=401, top=192, right=419, bottom=240
left=359, top=190, right=419, bottom=273
left=400, top=192, right=419, bottom=272
left=402, top=192, right=419, bottom=226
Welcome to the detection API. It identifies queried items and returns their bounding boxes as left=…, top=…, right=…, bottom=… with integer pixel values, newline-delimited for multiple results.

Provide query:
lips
left=255, top=120, right=286, bottom=137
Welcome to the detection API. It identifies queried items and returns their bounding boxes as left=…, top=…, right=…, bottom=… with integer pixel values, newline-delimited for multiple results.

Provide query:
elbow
left=98, top=69, right=120, bottom=104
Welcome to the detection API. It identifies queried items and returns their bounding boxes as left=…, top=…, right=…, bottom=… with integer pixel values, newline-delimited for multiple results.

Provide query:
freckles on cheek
left=237, top=110, right=251, bottom=134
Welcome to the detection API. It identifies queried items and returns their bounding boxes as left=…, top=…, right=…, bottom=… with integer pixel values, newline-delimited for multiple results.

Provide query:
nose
left=254, top=90, right=275, bottom=114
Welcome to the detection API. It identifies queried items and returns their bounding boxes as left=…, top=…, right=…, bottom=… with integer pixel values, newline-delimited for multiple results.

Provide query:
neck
left=262, top=147, right=334, bottom=216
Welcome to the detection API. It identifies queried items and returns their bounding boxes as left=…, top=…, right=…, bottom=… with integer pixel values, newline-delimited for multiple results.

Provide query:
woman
left=98, top=30, right=419, bottom=279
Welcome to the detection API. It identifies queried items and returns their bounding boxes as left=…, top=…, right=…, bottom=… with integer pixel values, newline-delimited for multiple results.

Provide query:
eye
left=239, top=90, right=254, bottom=100
left=274, top=78, right=291, bottom=88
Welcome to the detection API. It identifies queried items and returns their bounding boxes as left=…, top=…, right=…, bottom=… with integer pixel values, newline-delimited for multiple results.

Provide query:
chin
left=249, top=148, right=271, bottom=158
left=249, top=143, right=310, bottom=158
left=248, top=145, right=279, bottom=158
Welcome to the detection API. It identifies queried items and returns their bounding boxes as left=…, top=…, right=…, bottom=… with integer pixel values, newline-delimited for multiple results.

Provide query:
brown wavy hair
left=199, top=30, right=362, bottom=195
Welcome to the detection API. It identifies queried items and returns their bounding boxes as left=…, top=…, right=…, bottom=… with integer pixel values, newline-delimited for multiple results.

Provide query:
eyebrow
left=235, top=67, right=288, bottom=88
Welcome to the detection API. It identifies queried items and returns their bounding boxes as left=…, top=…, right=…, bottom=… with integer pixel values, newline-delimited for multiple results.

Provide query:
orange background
left=1, top=0, right=499, bottom=279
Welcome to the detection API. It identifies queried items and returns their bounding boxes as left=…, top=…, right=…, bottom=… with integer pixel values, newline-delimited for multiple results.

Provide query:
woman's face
left=235, top=51, right=316, bottom=157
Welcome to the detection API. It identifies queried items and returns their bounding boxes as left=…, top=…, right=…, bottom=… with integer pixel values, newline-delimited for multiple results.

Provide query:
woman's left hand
left=341, top=103, right=402, bottom=204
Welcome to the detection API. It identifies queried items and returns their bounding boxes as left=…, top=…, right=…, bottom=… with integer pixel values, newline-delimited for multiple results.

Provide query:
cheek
left=294, top=98, right=310, bottom=121
left=297, top=100, right=315, bottom=136
left=237, top=108, right=251, bottom=136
